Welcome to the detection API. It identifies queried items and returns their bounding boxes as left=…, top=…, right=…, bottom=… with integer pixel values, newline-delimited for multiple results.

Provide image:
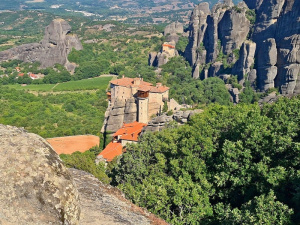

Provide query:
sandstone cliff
left=0, top=124, right=80, bottom=224
left=184, top=0, right=300, bottom=95
left=102, top=98, right=137, bottom=133
left=0, top=124, right=167, bottom=225
left=0, top=19, right=83, bottom=71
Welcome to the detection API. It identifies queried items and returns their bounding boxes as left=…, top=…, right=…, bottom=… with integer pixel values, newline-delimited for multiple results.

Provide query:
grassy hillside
left=0, top=76, right=112, bottom=138
left=6, top=76, right=113, bottom=92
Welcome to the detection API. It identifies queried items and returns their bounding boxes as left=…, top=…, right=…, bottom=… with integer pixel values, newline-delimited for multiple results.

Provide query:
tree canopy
left=111, top=96, right=300, bottom=224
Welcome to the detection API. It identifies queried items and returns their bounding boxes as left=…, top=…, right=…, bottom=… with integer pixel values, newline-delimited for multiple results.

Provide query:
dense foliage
left=0, top=87, right=107, bottom=138
left=160, top=56, right=231, bottom=106
left=112, top=97, right=300, bottom=224
left=60, top=146, right=111, bottom=184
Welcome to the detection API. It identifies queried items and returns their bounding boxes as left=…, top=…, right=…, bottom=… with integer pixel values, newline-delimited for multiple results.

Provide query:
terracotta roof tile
left=98, top=142, right=123, bottom=162
left=110, top=77, right=152, bottom=87
left=163, top=44, right=175, bottom=49
left=113, top=122, right=147, bottom=142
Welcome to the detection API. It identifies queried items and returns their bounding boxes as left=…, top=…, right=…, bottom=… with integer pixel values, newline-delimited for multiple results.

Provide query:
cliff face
left=0, top=124, right=80, bottom=224
left=0, top=19, right=83, bottom=71
left=185, top=0, right=300, bottom=94
left=0, top=124, right=167, bottom=225
left=102, top=98, right=137, bottom=133
left=185, top=1, right=250, bottom=78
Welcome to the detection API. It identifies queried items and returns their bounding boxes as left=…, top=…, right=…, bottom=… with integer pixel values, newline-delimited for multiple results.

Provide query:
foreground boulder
left=71, top=169, right=167, bottom=225
left=0, top=124, right=80, bottom=224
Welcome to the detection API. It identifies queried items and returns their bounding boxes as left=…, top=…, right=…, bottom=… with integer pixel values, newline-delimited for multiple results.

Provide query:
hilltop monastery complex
left=98, top=76, right=177, bottom=162
left=102, top=76, right=178, bottom=134
left=109, top=76, right=169, bottom=123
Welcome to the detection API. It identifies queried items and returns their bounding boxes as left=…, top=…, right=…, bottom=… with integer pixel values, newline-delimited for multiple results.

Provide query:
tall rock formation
left=164, top=22, right=184, bottom=36
left=102, top=98, right=138, bottom=133
left=232, top=40, right=256, bottom=83
left=184, top=0, right=299, bottom=95
left=149, top=40, right=178, bottom=67
left=0, top=124, right=80, bottom=224
left=0, top=19, right=83, bottom=71
left=185, top=1, right=250, bottom=78
left=244, top=0, right=300, bottom=94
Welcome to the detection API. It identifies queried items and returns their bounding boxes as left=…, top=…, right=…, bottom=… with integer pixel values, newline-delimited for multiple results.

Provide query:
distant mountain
left=0, top=0, right=242, bottom=24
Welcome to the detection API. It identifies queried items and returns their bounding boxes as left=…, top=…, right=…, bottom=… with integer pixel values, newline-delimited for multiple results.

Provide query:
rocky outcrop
left=164, top=22, right=185, bottom=43
left=164, top=22, right=184, bottom=36
left=0, top=19, right=82, bottom=71
left=226, top=84, right=240, bottom=103
left=143, top=109, right=203, bottom=133
left=149, top=41, right=178, bottom=67
left=184, top=0, right=299, bottom=95
left=257, top=38, right=278, bottom=91
left=148, top=52, right=158, bottom=67
left=0, top=124, right=80, bottom=224
left=124, top=98, right=138, bottom=123
left=71, top=169, right=167, bottom=225
left=185, top=1, right=250, bottom=79
left=244, top=0, right=300, bottom=94
left=102, top=98, right=137, bottom=133
left=218, top=5, right=250, bottom=55
left=0, top=124, right=167, bottom=225
left=232, top=40, right=256, bottom=83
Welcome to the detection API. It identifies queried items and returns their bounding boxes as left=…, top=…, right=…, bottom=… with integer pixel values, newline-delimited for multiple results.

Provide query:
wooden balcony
left=138, top=90, right=149, bottom=98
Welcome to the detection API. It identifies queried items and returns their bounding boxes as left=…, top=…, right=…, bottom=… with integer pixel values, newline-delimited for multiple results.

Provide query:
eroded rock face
left=251, top=0, right=300, bottom=93
left=103, top=98, right=138, bottom=133
left=232, top=40, right=256, bottom=83
left=143, top=109, right=203, bottom=133
left=71, top=169, right=161, bottom=225
left=185, top=1, right=250, bottom=79
left=218, top=7, right=250, bottom=55
left=0, top=124, right=80, bottom=225
left=185, top=0, right=299, bottom=95
left=164, top=22, right=184, bottom=36
left=0, top=19, right=83, bottom=71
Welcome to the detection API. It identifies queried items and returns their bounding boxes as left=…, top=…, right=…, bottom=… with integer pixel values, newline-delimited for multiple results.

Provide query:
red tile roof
left=110, top=77, right=152, bottom=87
left=98, top=142, right=123, bottom=162
left=18, top=73, right=24, bottom=77
left=29, top=73, right=38, bottom=79
left=137, top=85, right=169, bottom=93
left=113, top=121, right=147, bottom=142
left=163, top=44, right=175, bottom=49
left=111, top=77, right=169, bottom=93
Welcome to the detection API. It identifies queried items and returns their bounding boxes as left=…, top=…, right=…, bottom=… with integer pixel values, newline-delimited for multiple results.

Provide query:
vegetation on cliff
left=111, top=96, right=300, bottom=224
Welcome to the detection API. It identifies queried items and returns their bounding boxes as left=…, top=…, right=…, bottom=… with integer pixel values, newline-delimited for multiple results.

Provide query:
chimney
left=133, top=78, right=141, bottom=85
left=156, top=83, right=162, bottom=87
left=122, top=74, right=125, bottom=78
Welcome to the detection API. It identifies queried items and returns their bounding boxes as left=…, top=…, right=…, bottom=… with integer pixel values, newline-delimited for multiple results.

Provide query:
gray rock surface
left=218, top=6, right=250, bottom=55
left=103, top=98, right=138, bottom=133
left=226, top=84, right=240, bottom=103
left=232, top=41, right=256, bottom=83
left=184, top=0, right=299, bottom=96
left=208, top=62, right=224, bottom=77
left=0, top=124, right=80, bottom=225
left=143, top=109, right=203, bottom=133
left=185, top=1, right=250, bottom=79
left=249, top=0, right=300, bottom=94
left=148, top=52, right=158, bottom=67
left=71, top=169, right=166, bottom=225
left=184, top=2, right=210, bottom=68
left=0, top=19, right=82, bottom=71
left=124, top=98, right=138, bottom=123
left=257, top=38, right=278, bottom=91
left=164, top=22, right=184, bottom=36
